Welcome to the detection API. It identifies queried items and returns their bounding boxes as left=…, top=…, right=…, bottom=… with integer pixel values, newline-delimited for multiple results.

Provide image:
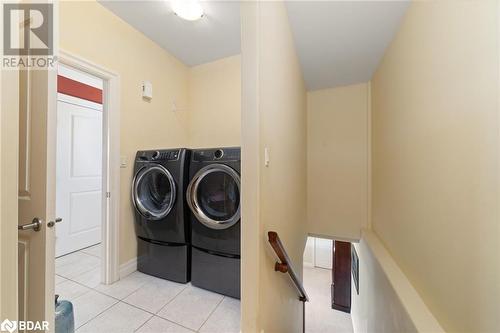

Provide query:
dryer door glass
left=133, top=165, right=176, bottom=220
left=197, top=171, right=240, bottom=221
left=188, top=164, right=241, bottom=229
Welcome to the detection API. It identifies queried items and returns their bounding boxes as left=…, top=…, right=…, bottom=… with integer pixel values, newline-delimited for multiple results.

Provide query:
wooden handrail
left=268, top=231, right=309, bottom=302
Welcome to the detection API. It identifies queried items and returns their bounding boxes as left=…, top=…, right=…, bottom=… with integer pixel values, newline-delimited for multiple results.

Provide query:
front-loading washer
left=132, top=148, right=191, bottom=283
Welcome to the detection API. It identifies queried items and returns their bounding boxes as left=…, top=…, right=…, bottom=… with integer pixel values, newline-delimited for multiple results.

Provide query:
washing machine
left=186, top=147, right=241, bottom=298
left=132, top=148, right=191, bottom=283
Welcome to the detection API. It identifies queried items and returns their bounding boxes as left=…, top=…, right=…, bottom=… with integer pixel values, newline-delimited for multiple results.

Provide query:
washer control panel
left=136, top=149, right=180, bottom=162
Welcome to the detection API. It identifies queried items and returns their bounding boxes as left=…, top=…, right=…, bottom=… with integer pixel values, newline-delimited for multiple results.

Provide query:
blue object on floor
left=55, top=295, right=74, bottom=333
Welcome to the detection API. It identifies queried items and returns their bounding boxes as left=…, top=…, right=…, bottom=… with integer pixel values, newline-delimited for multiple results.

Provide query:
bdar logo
left=0, top=319, right=17, bottom=333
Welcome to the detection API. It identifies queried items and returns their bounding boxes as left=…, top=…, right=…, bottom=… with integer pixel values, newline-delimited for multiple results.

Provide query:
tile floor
left=304, top=266, right=354, bottom=333
left=55, top=244, right=241, bottom=333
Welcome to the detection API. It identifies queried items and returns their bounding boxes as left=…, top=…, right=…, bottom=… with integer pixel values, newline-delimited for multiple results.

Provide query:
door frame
left=57, top=50, right=121, bottom=284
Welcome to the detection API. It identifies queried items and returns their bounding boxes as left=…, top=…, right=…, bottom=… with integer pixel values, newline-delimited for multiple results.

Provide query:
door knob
left=18, top=217, right=42, bottom=232
left=47, top=217, right=62, bottom=228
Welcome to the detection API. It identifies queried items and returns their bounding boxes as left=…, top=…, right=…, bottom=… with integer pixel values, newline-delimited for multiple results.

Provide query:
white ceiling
left=286, top=1, right=410, bottom=90
left=98, top=1, right=241, bottom=67
left=98, top=1, right=409, bottom=91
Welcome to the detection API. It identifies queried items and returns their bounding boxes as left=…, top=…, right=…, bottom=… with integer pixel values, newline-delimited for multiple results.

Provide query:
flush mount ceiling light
left=171, top=0, right=204, bottom=21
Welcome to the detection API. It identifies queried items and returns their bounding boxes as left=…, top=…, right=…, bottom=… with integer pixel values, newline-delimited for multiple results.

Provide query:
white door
left=55, top=94, right=103, bottom=257
left=17, top=67, right=58, bottom=330
left=314, top=238, right=333, bottom=269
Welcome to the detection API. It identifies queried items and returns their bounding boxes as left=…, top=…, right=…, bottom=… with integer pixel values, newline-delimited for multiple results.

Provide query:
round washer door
left=132, top=165, right=176, bottom=220
left=187, top=164, right=241, bottom=230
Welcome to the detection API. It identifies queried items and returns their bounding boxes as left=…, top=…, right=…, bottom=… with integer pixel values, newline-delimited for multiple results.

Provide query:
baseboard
left=119, top=257, right=137, bottom=279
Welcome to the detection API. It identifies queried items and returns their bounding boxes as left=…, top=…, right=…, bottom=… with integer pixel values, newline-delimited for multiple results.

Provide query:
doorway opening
left=53, top=51, right=120, bottom=295
left=303, top=236, right=353, bottom=332
left=54, top=63, right=104, bottom=292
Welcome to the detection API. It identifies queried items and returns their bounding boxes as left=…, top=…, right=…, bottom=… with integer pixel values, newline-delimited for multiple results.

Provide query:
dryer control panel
left=136, top=149, right=181, bottom=162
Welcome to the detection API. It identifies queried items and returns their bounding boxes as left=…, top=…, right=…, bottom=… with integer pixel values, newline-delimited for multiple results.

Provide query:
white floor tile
left=72, top=267, right=101, bottom=289
left=304, top=267, right=353, bottom=333
left=199, top=297, right=241, bottom=333
left=77, top=302, right=152, bottom=333
left=80, top=244, right=101, bottom=258
left=123, top=276, right=187, bottom=314
left=55, top=280, right=91, bottom=301
left=95, top=271, right=152, bottom=300
left=157, top=285, right=223, bottom=331
left=56, top=251, right=91, bottom=268
left=56, top=253, right=100, bottom=279
left=57, top=248, right=243, bottom=333
left=55, top=275, right=67, bottom=285
left=136, top=316, right=195, bottom=333
left=72, top=290, right=117, bottom=329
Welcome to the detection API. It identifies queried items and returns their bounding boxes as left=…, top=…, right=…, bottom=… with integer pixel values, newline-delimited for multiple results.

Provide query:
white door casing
left=56, top=94, right=103, bottom=257
left=58, top=50, right=121, bottom=285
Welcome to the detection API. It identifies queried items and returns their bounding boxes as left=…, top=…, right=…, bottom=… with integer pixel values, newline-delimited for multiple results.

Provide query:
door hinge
left=106, top=192, right=111, bottom=198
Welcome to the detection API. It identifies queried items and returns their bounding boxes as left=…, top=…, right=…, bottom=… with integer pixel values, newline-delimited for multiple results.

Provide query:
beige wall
left=188, top=55, right=241, bottom=148
left=371, top=1, right=499, bottom=332
left=241, top=2, right=307, bottom=332
left=307, top=83, right=369, bottom=241
left=60, top=1, right=191, bottom=265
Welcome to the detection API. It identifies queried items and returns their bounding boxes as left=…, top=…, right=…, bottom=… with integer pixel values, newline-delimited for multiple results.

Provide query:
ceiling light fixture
left=171, top=0, right=204, bottom=21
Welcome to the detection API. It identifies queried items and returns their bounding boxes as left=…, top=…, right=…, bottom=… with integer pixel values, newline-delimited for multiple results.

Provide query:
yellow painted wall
left=241, top=2, right=307, bottom=332
left=60, top=1, right=191, bottom=265
left=188, top=55, right=241, bottom=148
left=307, top=83, right=369, bottom=241
left=371, top=1, right=499, bottom=331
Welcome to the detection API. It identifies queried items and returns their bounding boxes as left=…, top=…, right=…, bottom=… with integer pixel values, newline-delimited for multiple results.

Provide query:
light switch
left=142, top=81, right=152, bottom=100
left=120, top=156, right=128, bottom=168
left=264, top=147, right=270, bottom=167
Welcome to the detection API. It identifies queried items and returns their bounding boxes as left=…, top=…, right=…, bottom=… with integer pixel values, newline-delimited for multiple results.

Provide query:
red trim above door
left=57, top=75, right=103, bottom=104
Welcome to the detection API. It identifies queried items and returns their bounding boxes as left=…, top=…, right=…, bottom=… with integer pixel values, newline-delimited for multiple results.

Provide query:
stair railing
left=267, top=231, right=309, bottom=332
